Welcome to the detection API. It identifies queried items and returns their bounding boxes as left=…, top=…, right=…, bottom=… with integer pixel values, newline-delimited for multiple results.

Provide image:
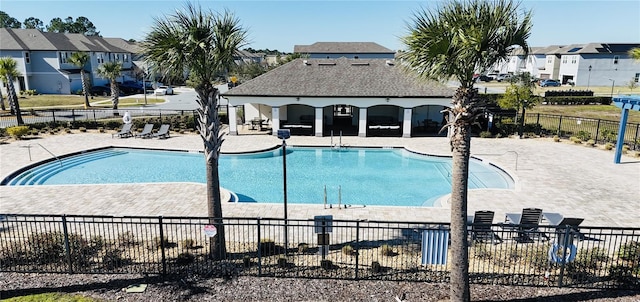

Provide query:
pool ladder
left=324, top=185, right=352, bottom=209
left=330, top=130, right=345, bottom=150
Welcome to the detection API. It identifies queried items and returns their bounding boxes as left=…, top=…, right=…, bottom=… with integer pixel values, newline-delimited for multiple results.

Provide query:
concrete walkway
left=1, top=131, right=638, bottom=227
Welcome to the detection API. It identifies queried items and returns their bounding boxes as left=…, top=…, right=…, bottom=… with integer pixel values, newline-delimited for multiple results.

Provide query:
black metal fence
left=0, top=107, right=232, bottom=129
left=490, top=112, right=640, bottom=150
left=1, top=214, right=638, bottom=289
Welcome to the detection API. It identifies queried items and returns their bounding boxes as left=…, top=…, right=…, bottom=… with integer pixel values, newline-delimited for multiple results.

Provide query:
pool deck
left=1, top=130, right=639, bottom=227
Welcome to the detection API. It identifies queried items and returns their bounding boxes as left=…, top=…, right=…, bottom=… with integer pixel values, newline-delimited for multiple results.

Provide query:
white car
left=154, top=85, right=173, bottom=96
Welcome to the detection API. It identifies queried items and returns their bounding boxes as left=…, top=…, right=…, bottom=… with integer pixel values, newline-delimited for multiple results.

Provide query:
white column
left=358, top=107, right=367, bottom=137
left=228, top=106, right=238, bottom=135
left=315, top=107, right=323, bottom=137
left=271, top=106, right=280, bottom=136
left=402, top=108, right=412, bottom=138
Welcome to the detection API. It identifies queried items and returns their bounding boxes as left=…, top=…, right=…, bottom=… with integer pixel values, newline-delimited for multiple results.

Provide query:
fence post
left=71, top=109, right=76, bottom=124
left=557, top=116, right=563, bottom=137
left=355, top=220, right=360, bottom=280
left=61, top=215, right=73, bottom=274
left=634, top=124, right=639, bottom=150
left=536, top=113, right=541, bottom=135
left=557, top=225, right=572, bottom=287
left=257, top=218, right=262, bottom=277
left=158, top=216, right=167, bottom=277
left=595, top=120, right=601, bottom=143
left=51, top=109, right=56, bottom=125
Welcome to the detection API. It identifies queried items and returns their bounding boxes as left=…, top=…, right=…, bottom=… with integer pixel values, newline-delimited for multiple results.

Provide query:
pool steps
left=8, top=150, right=127, bottom=186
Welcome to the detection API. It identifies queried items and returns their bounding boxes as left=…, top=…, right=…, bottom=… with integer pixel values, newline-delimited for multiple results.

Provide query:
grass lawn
left=9, top=94, right=165, bottom=109
left=2, top=293, right=99, bottom=302
left=480, top=82, right=639, bottom=96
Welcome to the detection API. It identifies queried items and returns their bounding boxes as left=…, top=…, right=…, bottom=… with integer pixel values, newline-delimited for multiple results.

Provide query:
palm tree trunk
left=81, top=71, right=91, bottom=108
left=0, top=88, right=6, bottom=111
left=206, top=160, right=226, bottom=260
left=6, top=75, right=24, bottom=125
left=110, top=81, right=119, bottom=109
left=449, top=88, right=472, bottom=302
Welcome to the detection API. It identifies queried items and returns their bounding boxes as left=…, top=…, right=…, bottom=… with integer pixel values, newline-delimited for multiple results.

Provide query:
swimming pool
left=2, top=147, right=514, bottom=207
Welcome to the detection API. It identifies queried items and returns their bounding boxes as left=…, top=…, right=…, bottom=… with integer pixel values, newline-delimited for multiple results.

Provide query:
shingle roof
left=0, top=28, right=136, bottom=53
left=557, top=43, right=640, bottom=54
left=293, top=42, right=394, bottom=54
left=223, top=58, right=455, bottom=98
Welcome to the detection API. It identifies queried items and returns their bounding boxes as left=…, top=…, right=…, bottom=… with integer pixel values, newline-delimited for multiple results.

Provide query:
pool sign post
left=277, top=129, right=291, bottom=255
left=203, top=225, right=217, bottom=238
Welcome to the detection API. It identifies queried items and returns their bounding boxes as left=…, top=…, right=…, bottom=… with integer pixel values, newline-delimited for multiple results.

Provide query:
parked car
left=540, top=79, right=561, bottom=87
left=119, top=81, right=144, bottom=94
left=495, top=74, right=512, bottom=82
left=90, top=85, right=111, bottom=96
left=478, top=74, right=494, bottom=82
left=154, top=85, right=174, bottom=96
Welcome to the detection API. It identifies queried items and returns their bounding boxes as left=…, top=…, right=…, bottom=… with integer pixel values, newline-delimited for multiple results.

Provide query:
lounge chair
left=503, top=208, right=549, bottom=242
left=153, top=124, right=170, bottom=139
left=470, top=211, right=502, bottom=244
left=112, top=123, right=133, bottom=138
left=135, top=124, right=154, bottom=139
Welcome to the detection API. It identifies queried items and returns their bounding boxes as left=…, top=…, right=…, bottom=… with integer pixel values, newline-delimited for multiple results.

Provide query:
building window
left=613, top=55, right=619, bottom=64
left=123, top=54, right=129, bottom=62
left=547, top=57, right=552, bottom=64
left=635, top=73, right=640, bottom=83
left=24, top=52, right=30, bottom=64
left=97, top=53, right=104, bottom=64
left=562, top=57, right=567, bottom=63
left=59, top=52, right=68, bottom=64
left=571, top=56, right=577, bottom=64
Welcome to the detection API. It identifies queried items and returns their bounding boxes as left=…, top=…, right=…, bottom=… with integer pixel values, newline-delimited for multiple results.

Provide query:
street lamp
left=277, top=129, right=291, bottom=254
left=609, top=78, right=615, bottom=98
left=587, top=65, right=592, bottom=90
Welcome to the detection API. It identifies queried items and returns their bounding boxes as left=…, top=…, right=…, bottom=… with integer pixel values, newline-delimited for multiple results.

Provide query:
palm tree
left=401, top=1, right=531, bottom=300
left=629, top=47, right=640, bottom=61
left=0, top=57, right=24, bottom=125
left=68, top=52, right=91, bottom=108
left=96, top=61, right=122, bottom=109
left=142, top=2, right=248, bottom=260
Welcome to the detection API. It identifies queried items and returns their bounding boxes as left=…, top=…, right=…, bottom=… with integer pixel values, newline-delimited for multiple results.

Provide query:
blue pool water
left=3, top=147, right=514, bottom=207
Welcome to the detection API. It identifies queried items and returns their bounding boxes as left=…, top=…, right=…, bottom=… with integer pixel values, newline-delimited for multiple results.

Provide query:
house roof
left=223, top=58, right=455, bottom=98
left=0, top=28, right=137, bottom=53
left=556, top=43, right=640, bottom=55
left=293, top=42, right=394, bottom=54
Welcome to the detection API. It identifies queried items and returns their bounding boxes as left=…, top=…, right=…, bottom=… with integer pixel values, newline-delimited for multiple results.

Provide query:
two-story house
left=0, top=28, right=139, bottom=95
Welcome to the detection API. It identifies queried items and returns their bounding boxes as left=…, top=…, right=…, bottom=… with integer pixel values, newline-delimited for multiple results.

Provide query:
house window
left=123, top=54, right=129, bottom=62
left=114, top=53, right=120, bottom=61
left=635, top=73, right=640, bottom=83
left=547, top=57, right=552, bottom=64
left=24, top=52, right=30, bottom=64
left=613, top=55, right=619, bottom=64
left=97, top=53, right=104, bottom=64
left=562, top=57, right=567, bottom=63
left=59, top=52, right=69, bottom=64
left=571, top=56, right=577, bottom=64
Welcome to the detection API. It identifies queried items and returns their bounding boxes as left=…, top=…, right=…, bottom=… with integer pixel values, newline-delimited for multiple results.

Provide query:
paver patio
left=1, top=131, right=638, bottom=227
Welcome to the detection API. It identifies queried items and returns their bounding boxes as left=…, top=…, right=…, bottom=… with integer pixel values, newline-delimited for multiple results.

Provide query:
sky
left=2, top=0, right=639, bottom=52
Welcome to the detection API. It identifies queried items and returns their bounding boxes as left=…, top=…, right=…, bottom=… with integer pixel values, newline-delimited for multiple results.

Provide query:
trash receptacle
left=421, top=228, right=449, bottom=265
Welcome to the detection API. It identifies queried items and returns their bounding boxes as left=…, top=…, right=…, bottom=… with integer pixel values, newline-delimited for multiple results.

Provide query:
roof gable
left=0, top=28, right=136, bottom=53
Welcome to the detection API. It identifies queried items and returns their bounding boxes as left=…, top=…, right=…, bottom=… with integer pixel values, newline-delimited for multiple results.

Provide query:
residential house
left=487, top=43, right=640, bottom=87
left=293, top=42, right=395, bottom=59
left=0, top=28, right=139, bottom=95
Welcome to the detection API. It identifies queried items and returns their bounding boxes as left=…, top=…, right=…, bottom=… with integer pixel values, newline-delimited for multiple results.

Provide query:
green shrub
left=342, top=245, right=355, bottom=256
left=27, top=232, right=64, bottom=264
left=569, top=136, right=582, bottom=144
left=6, top=126, right=30, bottom=139
left=321, top=259, right=333, bottom=270
left=622, top=145, right=630, bottom=154
left=618, top=241, right=640, bottom=262
left=380, top=244, right=394, bottom=256
left=103, top=249, right=127, bottom=269
left=182, top=239, right=196, bottom=249
left=277, top=256, right=288, bottom=268
left=577, top=130, right=591, bottom=141
left=175, top=252, right=195, bottom=265
left=117, top=231, right=137, bottom=247
left=568, top=247, right=609, bottom=273
left=600, top=129, right=617, bottom=143
left=259, top=239, right=277, bottom=256
left=371, top=261, right=382, bottom=273
left=553, top=135, right=560, bottom=142
left=150, top=236, right=170, bottom=249
left=605, top=143, right=614, bottom=150
left=586, top=139, right=595, bottom=147
left=473, top=244, right=493, bottom=260
left=298, top=243, right=309, bottom=253
left=479, top=131, right=493, bottom=138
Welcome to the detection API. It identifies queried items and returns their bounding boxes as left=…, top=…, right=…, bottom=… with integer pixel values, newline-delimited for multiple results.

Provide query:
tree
left=0, top=11, right=21, bottom=28
left=277, top=52, right=308, bottom=65
left=0, top=57, right=25, bottom=125
left=499, top=72, right=538, bottom=137
left=46, top=16, right=99, bottom=36
left=628, top=78, right=638, bottom=91
left=96, top=61, right=122, bottom=109
left=401, top=1, right=531, bottom=300
left=68, top=52, right=91, bottom=108
left=23, top=17, right=44, bottom=30
left=142, top=2, right=248, bottom=260
left=629, top=47, right=640, bottom=61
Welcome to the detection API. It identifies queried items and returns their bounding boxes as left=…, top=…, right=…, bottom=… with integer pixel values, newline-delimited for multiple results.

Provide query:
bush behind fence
left=1, top=214, right=638, bottom=289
